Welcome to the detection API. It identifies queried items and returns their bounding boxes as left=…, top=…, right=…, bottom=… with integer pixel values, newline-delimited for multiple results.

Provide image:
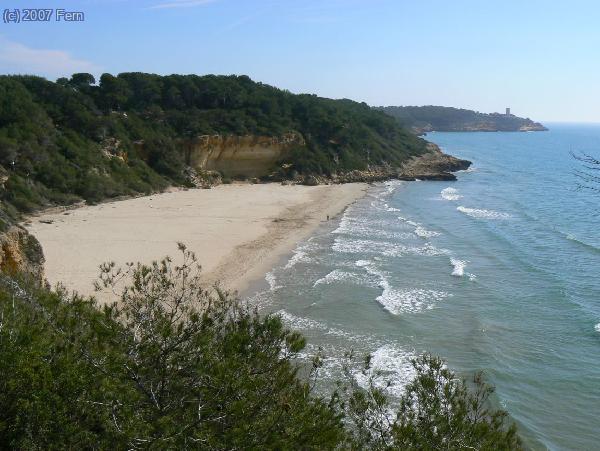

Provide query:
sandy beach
left=24, top=183, right=366, bottom=301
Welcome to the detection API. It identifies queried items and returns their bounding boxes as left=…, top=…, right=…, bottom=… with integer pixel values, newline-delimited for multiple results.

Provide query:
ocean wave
left=377, top=287, right=451, bottom=315
left=353, top=344, right=417, bottom=398
left=562, top=232, right=600, bottom=254
left=265, top=271, right=282, bottom=291
left=276, top=310, right=328, bottom=331
left=313, top=269, right=375, bottom=287
left=284, top=250, right=311, bottom=269
left=382, top=179, right=404, bottom=195
left=441, top=187, right=463, bottom=201
left=357, top=260, right=451, bottom=314
left=450, top=258, right=477, bottom=280
left=334, top=237, right=447, bottom=257
left=334, top=215, right=413, bottom=240
left=382, top=243, right=449, bottom=258
left=283, top=239, right=322, bottom=270
left=333, top=237, right=398, bottom=255
left=595, top=323, right=600, bottom=333
left=275, top=310, right=375, bottom=343
left=370, top=180, right=404, bottom=201
left=450, top=258, right=467, bottom=276
left=457, top=206, right=511, bottom=220
left=414, top=225, right=441, bottom=238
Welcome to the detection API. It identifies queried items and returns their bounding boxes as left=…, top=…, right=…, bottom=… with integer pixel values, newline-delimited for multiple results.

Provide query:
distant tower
left=506, top=107, right=511, bottom=116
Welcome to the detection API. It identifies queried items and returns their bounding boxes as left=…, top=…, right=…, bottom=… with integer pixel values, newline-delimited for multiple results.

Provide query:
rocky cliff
left=298, top=144, right=471, bottom=185
left=184, top=132, right=305, bottom=178
left=0, top=224, right=45, bottom=281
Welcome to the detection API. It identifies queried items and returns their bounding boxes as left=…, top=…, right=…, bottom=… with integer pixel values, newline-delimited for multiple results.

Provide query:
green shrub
left=0, top=246, right=522, bottom=450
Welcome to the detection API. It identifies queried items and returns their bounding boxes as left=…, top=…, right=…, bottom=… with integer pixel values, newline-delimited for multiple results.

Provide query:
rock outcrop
left=298, top=144, right=471, bottom=185
left=398, top=144, right=471, bottom=180
left=0, top=225, right=45, bottom=281
left=184, top=132, right=304, bottom=178
left=180, top=132, right=469, bottom=185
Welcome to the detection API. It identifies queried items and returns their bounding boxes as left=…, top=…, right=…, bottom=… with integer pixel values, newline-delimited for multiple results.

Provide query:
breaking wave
left=265, top=271, right=281, bottom=291
left=414, top=225, right=441, bottom=238
left=353, top=344, right=417, bottom=398
left=334, top=237, right=448, bottom=257
left=457, top=206, right=511, bottom=220
left=313, top=269, right=375, bottom=287
left=450, top=258, right=477, bottom=280
left=450, top=258, right=467, bottom=276
left=356, top=260, right=451, bottom=314
left=441, top=187, right=462, bottom=201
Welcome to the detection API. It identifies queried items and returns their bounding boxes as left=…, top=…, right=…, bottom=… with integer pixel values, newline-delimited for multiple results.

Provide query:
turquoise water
left=251, top=124, right=600, bottom=450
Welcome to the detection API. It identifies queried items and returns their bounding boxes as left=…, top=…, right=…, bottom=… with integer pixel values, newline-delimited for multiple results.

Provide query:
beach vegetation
left=0, top=246, right=521, bottom=450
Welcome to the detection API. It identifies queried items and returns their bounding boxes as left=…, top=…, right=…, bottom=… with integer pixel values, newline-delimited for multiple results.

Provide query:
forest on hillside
left=380, top=105, right=547, bottom=134
left=0, top=73, right=427, bottom=220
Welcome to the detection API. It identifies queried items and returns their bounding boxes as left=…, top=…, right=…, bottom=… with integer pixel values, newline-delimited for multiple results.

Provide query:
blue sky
left=1, top=0, right=599, bottom=122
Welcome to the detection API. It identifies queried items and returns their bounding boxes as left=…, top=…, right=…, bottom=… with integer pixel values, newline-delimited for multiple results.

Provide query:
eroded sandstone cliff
left=184, top=132, right=305, bottom=178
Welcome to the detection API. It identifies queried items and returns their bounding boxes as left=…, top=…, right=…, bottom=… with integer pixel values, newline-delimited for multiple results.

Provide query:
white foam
left=335, top=237, right=447, bottom=257
left=334, top=215, right=413, bottom=240
left=284, top=250, right=311, bottom=269
left=382, top=243, right=449, bottom=258
left=449, top=257, right=477, bottom=280
left=414, top=226, right=441, bottom=238
left=275, top=310, right=374, bottom=343
left=265, top=271, right=281, bottom=291
left=276, top=310, right=327, bottom=331
left=457, top=206, right=511, bottom=220
left=450, top=258, right=467, bottom=277
left=353, top=344, right=417, bottom=398
left=382, top=179, right=404, bottom=195
left=357, top=260, right=451, bottom=314
left=441, top=187, right=462, bottom=201
left=595, top=323, right=600, bottom=333
left=313, top=269, right=374, bottom=287
left=333, top=237, right=398, bottom=255
left=377, top=287, right=451, bottom=315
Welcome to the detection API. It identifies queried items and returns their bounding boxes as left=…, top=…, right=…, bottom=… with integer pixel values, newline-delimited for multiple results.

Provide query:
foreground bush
left=0, top=246, right=521, bottom=450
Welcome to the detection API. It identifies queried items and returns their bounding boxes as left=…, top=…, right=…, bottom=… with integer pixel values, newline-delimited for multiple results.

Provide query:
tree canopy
left=0, top=73, right=428, bottom=220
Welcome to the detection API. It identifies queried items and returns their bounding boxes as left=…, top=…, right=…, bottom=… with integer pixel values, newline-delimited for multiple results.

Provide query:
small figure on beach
left=327, top=215, right=330, bottom=221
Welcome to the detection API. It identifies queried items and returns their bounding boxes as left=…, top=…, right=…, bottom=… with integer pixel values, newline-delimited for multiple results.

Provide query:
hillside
left=0, top=73, right=431, bottom=219
left=380, top=105, right=547, bottom=134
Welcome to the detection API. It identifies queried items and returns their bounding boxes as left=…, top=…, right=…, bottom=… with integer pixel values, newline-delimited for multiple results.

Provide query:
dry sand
left=24, top=183, right=366, bottom=301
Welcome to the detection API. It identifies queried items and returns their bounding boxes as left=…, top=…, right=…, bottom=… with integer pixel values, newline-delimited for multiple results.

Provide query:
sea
left=248, top=124, right=600, bottom=450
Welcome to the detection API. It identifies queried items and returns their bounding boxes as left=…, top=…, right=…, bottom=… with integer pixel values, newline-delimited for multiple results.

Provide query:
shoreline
left=24, top=183, right=367, bottom=302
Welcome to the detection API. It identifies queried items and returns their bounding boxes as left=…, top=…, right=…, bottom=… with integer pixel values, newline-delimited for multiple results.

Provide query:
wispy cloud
left=149, top=0, right=218, bottom=9
left=0, top=36, right=101, bottom=78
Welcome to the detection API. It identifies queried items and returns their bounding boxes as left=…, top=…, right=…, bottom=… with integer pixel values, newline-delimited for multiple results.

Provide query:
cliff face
left=184, top=132, right=305, bottom=178
left=0, top=225, right=45, bottom=281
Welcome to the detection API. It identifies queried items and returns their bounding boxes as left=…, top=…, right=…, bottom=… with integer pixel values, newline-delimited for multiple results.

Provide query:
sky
left=1, top=0, right=599, bottom=122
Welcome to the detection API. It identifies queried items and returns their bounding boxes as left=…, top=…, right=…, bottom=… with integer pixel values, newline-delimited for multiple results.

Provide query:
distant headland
left=379, top=105, right=548, bottom=135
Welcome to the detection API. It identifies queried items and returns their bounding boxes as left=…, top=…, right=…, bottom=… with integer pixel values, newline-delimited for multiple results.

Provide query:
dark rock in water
left=397, top=143, right=471, bottom=181
left=293, top=144, right=470, bottom=185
